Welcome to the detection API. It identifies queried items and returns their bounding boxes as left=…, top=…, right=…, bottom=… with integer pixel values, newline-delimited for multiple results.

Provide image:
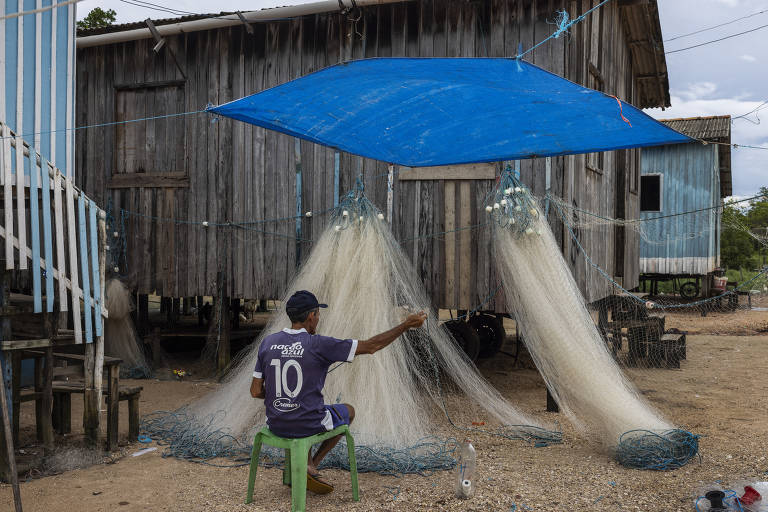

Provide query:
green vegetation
left=721, top=187, right=768, bottom=271
left=77, top=7, right=117, bottom=31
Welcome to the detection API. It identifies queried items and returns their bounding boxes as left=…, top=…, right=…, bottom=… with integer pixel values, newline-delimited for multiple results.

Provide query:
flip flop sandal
left=306, top=473, right=334, bottom=495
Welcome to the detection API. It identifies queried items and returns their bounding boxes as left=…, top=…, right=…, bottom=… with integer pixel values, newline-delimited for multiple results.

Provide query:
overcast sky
left=77, top=0, right=767, bottom=198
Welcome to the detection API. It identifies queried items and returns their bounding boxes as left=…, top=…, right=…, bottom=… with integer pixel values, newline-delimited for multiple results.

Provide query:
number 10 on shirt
left=270, top=359, right=304, bottom=398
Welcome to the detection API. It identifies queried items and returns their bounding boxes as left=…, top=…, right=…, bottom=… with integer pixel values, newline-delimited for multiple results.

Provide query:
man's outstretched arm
left=250, top=377, right=265, bottom=399
left=355, top=311, right=427, bottom=356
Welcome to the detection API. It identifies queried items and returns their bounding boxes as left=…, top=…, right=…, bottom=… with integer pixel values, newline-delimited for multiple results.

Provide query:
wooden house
left=1, top=1, right=110, bottom=488
left=2, top=0, right=77, bottom=175
left=74, top=0, right=673, bottom=318
left=639, top=116, right=732, bottom=282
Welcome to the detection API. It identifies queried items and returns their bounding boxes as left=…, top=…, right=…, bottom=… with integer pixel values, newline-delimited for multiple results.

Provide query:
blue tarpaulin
left=209, top=58, right=692, bottom=167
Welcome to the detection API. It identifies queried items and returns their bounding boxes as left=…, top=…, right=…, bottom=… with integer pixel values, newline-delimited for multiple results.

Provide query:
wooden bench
left=21, top=350, right=141, bottom=450
left=644, top=333, right=686, bottom=369
left=51, top=383, right=143, bottom=444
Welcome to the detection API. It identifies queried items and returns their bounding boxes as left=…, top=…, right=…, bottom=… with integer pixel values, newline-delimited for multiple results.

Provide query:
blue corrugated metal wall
left=640, top=142, right=721, bottom=275
left=1, top=0, right=75, bottom=176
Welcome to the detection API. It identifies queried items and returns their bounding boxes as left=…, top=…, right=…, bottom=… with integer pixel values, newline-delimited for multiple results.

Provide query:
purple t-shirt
left=253, top=328, right=358, bottom=438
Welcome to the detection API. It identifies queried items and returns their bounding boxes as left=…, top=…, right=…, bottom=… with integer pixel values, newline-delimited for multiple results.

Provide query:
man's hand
left=404, top=311, right=427, bottom=329
left=356, top=310, right=428, bottom=356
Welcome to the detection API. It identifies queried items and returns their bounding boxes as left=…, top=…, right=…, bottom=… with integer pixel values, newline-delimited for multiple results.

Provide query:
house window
left=114, top=83, right=186, bottom=174
left=640, top=174, right=662, bottom=212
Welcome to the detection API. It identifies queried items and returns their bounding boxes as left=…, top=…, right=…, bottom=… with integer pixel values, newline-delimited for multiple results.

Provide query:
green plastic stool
left=245, top=425, right=360, bottom=511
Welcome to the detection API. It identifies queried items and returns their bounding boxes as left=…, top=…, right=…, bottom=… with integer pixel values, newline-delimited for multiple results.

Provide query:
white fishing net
left=104, top=279, right=151, bottom=377
left=184, top=189, right=554, bottom=452
left=488, top=170, right=698, bottom=469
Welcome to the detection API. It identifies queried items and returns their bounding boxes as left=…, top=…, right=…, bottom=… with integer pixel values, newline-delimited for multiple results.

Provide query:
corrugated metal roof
left=619, top=1, right=671, bottom=109
left=660, top=115, right=732, bottom=198
left=660, top=116, right=732, bottom=141
left=78, top=0, right=671, bottom=111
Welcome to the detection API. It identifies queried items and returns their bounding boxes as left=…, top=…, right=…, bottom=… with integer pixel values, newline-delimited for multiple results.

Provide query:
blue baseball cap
left=286, top=290, right=328, bottom=315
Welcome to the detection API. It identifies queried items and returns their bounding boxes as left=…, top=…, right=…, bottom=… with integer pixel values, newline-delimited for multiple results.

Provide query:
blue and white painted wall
left=639, top=142, right=722, bottom=276
left=1, top=0, right=76, bottom=177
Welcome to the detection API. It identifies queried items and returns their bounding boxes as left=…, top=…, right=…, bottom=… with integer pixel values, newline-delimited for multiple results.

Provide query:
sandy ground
left=4, top=328, right=768, bottom=511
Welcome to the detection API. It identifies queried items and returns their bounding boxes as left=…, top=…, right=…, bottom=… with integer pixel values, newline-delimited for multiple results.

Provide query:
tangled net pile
left=142, top=182, right=560, bottom=473
left=489, top=168, right=699, bottom=470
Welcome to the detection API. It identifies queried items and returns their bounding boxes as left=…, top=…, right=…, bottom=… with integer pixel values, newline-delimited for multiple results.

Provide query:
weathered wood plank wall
left=76, top=0, right=642, bottom=307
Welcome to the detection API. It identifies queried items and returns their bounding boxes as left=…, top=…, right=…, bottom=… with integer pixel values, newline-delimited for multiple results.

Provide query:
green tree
left=721, top=189, right=768, bottom=270
left=721, top=203, right=754, bottom=269
left=77, top=7, right=117, bottom=31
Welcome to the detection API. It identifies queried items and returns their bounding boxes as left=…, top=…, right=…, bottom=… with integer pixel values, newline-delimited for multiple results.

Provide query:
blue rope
left=615, top=429, right=699, bottom=470
left=515, top=0, right=614, bottom=60
left=140, top=409, right=457, bottom=474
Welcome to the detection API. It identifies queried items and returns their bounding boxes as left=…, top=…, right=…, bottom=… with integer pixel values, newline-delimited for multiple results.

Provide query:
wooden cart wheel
left=470, top=314, right=506, bottom=359
left=444, top=320, right=481, bottom=362
left=679, top=281, right=699, bottom=300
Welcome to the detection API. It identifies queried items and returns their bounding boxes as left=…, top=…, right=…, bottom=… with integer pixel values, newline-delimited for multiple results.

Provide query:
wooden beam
left=399, top=163, right=496, bottom=181
left=0, top=339, right=52, bottom=351
left=107, top=172, right=190, bottom=189
left=114, top=79, right=186, bottom=90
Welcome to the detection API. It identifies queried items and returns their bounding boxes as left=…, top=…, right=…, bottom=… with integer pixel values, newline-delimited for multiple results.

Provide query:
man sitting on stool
left=250, top=290, right=427, bottom=493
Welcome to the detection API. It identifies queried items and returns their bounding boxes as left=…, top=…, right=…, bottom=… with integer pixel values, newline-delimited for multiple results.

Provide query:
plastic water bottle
left=455, top=439, right=476, bottom=499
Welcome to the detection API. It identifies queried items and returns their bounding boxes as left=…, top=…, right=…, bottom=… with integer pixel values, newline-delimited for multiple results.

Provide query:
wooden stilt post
left=182, top=297, right=192, bottom=316
left=197, top=296, right=204, bottom=326
left=137, top=294, right=149, bottom=336
left=10, top=353, right=20, bottom=444
left=546, top=389, right=559, bottom=413
left=83, top=341, right=98, bottom=446
left=207, top=272, right=231, bottom=378
left=171, top=298, right=180, bottom=325
left=232, top=299, right=240, bottom=330
left=0, top=270, right=23, bottom=510
left=0, top=352, right=22, bottom=510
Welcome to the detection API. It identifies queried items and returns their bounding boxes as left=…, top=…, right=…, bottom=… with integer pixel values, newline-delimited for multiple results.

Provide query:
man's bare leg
left=307, top=404, right=355, bottom=476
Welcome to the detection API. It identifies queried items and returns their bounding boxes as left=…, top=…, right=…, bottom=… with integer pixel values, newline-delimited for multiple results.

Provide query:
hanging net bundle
left=488, top=168, right=698, bottom=470
left=143, top=182, right=560, bottom=473
left=105, top=278, right=152, bottom=378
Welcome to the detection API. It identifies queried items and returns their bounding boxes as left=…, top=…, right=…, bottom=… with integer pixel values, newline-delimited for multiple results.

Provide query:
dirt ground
left=3, top=327, right=768, bottom=511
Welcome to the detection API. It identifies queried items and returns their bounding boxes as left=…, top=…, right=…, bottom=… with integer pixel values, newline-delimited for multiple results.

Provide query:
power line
left=666, top=21, right=768, bottom=54
left=664, top=8, right=768, bottom=42
left=117, top=0, right=200, bottom=17
left=732, top=100, right=768, bottom=124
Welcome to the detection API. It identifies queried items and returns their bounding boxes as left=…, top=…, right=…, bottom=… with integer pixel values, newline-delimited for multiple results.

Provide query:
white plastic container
left=455, top=439, right=476, bottom=499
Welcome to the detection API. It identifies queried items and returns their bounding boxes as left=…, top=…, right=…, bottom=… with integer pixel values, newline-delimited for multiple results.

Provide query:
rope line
left=514, top=0, right=613, bottom=60
left=0, top=110, right=207, bottom=141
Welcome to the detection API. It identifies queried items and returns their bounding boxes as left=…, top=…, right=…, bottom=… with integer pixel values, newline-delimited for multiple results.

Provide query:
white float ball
left=485, top=205, right=493, bottom=213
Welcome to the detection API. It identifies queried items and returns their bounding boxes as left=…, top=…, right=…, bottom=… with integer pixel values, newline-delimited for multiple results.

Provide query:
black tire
left=470, top=314, right=506, bottom=358
left=444, top=320, right=481, bottom=362
left=679, top=281, right=699, bottom=300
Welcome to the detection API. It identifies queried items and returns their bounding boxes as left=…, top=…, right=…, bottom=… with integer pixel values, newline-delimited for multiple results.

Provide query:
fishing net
left=547, top=192, right=768, bottom=368
left=489, top=169, right=698, bottom=469
left=142, top=181, right=560, bottom=472
left=104, top=279, right=152, bottom=378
